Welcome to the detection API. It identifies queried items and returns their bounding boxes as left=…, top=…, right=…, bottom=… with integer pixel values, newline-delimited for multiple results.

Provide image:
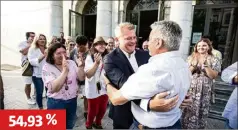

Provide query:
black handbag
left=21, top=59, right=33, bottom=76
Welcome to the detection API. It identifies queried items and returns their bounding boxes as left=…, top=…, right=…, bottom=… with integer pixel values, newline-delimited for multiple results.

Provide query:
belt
left=133, top=118, right=181, bottom=130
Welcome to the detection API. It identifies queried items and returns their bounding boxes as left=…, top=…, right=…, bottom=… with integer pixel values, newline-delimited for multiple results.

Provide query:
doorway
left=191, top=4, right=238, bottom=68
left=126, top=0, right=159, bottom=48
left=70, top=0, right=97, bottom=39
left=139, top=10, right=158, bottom=46
left=84, top=15, right=96, bottom=40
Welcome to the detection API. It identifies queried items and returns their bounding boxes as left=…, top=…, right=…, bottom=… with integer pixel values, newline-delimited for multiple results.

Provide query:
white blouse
left=28, top=47, right=46, bottom=78
left=84, top=55, right=107, bottom=99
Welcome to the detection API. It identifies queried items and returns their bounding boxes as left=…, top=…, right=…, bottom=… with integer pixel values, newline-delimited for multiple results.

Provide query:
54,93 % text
left=9, top=114, right=57, bottom=127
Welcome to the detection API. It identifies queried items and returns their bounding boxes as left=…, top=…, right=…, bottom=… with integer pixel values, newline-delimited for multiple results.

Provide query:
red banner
left=0, top=110, right=66, bottom=130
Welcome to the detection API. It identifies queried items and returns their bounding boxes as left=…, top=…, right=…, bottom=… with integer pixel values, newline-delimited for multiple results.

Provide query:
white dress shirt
left=18, top=41, right=30, bottom=64
left=121, top=49, right=150, bottom=111
left=84, top=55, right=107, bottom=99
left=121, top=50, right=138, bottom=72
left=221, top=62, right=237, bottom=129
left=28, top=47, right=46, bottom=78
left=120, top=51, right=191, bottom=128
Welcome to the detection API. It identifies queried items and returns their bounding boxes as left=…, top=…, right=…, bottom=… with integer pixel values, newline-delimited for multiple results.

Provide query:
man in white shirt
left=221, top=61, right=237, bottom=129
left=104, top=21, right=191, bottom=129
left=18, top=32, right=36, bottom=105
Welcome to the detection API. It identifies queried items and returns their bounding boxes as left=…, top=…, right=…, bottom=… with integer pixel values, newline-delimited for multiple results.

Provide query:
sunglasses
left=70, top=44, right=75, bottom=46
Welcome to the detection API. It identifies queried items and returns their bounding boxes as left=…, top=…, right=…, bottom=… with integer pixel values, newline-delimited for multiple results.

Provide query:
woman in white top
left=28, top=34, right=47, bottom=109
left=84, top=37, right=108, bottom=129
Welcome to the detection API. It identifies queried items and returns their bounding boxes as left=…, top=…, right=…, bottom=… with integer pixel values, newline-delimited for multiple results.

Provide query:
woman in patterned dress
left=181, top=38, right=221, bottom=129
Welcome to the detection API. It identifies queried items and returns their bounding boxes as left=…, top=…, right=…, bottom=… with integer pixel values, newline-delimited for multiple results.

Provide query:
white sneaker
left=27, top=99, right=36, bottom=105
left=32, top=95, right=36, bottom=99
left=42, top=94, right=46, bottom=98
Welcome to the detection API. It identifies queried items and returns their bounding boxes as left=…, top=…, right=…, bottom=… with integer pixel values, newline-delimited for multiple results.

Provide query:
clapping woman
left=84, top=37, right=109, bottom=129
left=42, top=43, right=85, bottom=129
left=181, top=38, right=221, bottom=129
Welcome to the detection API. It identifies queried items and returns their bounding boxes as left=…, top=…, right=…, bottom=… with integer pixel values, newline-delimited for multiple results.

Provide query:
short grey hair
left=150, top=20, right=182, bottom=51
left=115, top=22, right=135, bottom=37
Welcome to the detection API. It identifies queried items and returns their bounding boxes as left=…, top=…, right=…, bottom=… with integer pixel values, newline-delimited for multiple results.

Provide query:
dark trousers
left=32, top=76, right=43, bottom=108
left=86, top=94, right=108, bottom=128
left=47, top=97, right=77, bottom=129
left=132, top=118, right=181, bottom=129
left=113, top=123, right=130, bottom=129
left=225, top=119, right=233, bottom=129
left=0, top=95, right=4, bottom=109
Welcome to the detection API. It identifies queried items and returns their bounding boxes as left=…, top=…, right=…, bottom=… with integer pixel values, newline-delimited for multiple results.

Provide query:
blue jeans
left=47, top=97, right=77, bottom=129
left=32, top=76, right=43, bottom=108
left=131, top=118, right=181, bottom=129
left=225, top=119, right=233, bottom=129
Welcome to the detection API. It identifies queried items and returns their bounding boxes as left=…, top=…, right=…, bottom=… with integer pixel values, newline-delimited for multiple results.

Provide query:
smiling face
left=196, top=41, right=210, bottom=54
left=94, top=42, right=106, bottom=53
left=37, top=35, right=46, bottom=47
left=118, top=28, right=137, bottom=54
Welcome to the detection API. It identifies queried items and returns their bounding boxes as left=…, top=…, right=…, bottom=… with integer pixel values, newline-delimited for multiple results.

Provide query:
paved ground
left=1, top=69, right=225, bottom=129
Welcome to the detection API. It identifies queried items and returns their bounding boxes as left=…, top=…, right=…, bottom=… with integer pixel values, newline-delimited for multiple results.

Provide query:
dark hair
left=76, top=35, right=88, bottom=46
left=46, top=43, right=66, bottom=64
left=25, top=32, right=35, bottom=40
left=87, top=41, right=93, bottom=50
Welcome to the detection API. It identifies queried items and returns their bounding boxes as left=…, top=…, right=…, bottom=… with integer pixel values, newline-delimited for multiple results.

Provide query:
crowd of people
left=0, top=20, right=235, bottom=129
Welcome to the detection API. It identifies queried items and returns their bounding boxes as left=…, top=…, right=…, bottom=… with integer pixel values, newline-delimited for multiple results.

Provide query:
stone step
left=210, top=102, right=225, bottom=113
left=214, top=94, right=230, bottom=105
left=208, top=78, right=233, bottom=121
left=208, top=113, right=226, bottom=121
left=214, top=81, right=235, bottom=95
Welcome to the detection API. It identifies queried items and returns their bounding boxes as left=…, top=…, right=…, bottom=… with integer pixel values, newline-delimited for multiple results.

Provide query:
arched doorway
left=126, top=0, right=159, bottom=48
left=83, top=0, right=97, bottom=40
left=70, top=0, right=97, bottom=40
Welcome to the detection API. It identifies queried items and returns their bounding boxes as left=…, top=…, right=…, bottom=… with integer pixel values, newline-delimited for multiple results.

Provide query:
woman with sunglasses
left=67, top=40, right=76, bottom=58
left=42, top=43, right=85, bottom=129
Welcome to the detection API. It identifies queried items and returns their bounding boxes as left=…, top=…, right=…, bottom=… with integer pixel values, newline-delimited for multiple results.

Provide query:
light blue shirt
left=120, top=51, right=191, bottom=128
left=221, top=62, right=237, bottom=129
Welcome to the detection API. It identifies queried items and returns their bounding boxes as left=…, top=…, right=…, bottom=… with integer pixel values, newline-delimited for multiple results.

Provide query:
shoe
left=86, top=126, right=92, bottom=129
left=27, top=99, right=36, bottom=105
left=42, top=94, right=46, bottom=98
left=32, top=95, right=36, bottom=99
left=84, top=112, right=88, bottom=120
left=92, top=123, right=103, bottom=129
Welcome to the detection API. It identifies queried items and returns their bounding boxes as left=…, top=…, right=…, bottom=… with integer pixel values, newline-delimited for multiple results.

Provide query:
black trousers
left=113, top=123, right=130, bottom=129
left=0, top=96, right=4, bottom=109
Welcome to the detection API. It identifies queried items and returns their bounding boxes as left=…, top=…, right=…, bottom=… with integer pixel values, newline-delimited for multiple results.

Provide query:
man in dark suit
left=103, top=22, right=181, bottom=129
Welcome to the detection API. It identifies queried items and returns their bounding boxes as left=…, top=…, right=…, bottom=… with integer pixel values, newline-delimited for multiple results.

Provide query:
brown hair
left=89, top=42, right=109, bottom=58
left=192, top=38, right=213, bottom=56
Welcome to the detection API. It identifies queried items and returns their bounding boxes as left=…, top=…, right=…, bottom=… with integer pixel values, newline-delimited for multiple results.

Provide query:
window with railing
left=83, top=0, right=97, bottom=15
left=127, top=0, right=159, bottom=11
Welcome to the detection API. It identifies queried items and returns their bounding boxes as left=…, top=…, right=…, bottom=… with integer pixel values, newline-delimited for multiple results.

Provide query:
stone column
left=50, top=1, right=63, bottom=37
left=96, top=1, right=112, bottom=39
left=111, top=1, right=119, bottom=37
left=169, top=1, right=193, bottom=59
